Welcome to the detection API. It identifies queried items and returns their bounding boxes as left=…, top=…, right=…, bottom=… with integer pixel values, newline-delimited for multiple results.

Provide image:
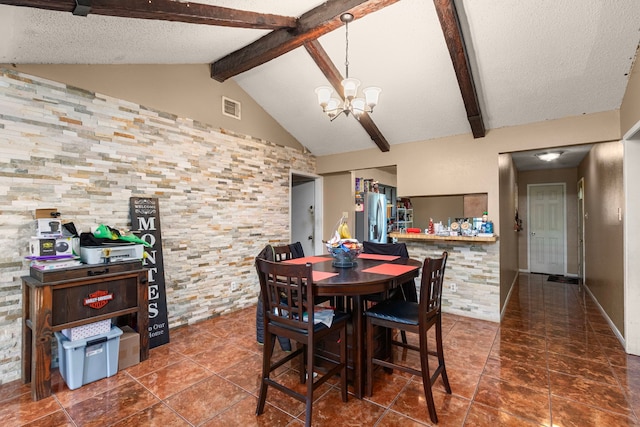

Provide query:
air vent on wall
left=222, top=96, right=241, bottom=120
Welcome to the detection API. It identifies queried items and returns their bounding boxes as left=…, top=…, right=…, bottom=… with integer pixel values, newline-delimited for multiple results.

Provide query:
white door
left=292, top=180, right=315, bottom=256
left=528, top=183, right=566, bottom=275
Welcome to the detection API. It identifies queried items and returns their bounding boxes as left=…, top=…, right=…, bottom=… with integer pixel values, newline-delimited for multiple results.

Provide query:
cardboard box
left=118, top=326, right=140, bottom=370
left=36, top=218, right=62, bottom=237
left=29, top=238, right=56, bottom=256
left=29, top=236, right=76, bottom=257
left=55, top=326, right=122, bottom=390
left=62, top=319, right=112, bottom=341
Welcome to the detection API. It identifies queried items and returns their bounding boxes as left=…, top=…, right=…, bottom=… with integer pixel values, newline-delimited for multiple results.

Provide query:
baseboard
left=582, top=282, right=625, bottom=347
left=501, top=271, right=520, bottom=321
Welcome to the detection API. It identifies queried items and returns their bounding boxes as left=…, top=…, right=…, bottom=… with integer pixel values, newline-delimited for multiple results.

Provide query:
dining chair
left=255, top=257, right=349, bottom=427
left=255, top=243, right=304, bottom=351
left=362, top=241, right=418, bottom=302
left=364, top=251, right=451, bottom=424
left=362, top=241, right=417, bottom=344
left=273, top=242, right=304, bottom=261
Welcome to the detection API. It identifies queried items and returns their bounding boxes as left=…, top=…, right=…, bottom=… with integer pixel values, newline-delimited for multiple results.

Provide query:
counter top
left=390, top=232, right=498, bottom=243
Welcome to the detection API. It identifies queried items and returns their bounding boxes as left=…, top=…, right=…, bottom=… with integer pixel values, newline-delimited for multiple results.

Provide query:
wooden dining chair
left=364, top=251, right=451, bottom=424
left=255, top=257, right=349, bottom=427
left=255, top=243, right=304, bottom=350
left=362, top=241, right=417, bottom=344
left=362, top=241, right=418, bottom=302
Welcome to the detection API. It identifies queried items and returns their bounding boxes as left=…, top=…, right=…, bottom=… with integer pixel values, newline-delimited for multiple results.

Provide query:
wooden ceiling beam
left=210, top=0, right=399, bottom=82
left=0, top=0, right=297, bottom=30
left=433, top=0, right=485, bottom=138
left=304, top=40, right=390, bottom=152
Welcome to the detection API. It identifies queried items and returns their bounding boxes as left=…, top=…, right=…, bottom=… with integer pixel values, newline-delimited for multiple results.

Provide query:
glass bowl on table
left=326, top=240, right=362, bottom=268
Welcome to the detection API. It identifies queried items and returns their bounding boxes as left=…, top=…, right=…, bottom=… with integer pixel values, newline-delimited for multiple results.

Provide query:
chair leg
left=340, top=325, right=348, bottom=402
left=300, top=343, right=306, bottom=384
left=305, top=339, right=315, bottom=427
left=256, top=331, right=274, bottom=416
left=365, top=317, right=374, bottom=397
left=419, top=332, right=438, bottom=424
left=435, top=314, right=452, bottom=394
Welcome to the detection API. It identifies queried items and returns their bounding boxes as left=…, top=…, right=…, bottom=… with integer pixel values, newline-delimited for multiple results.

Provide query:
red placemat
left=361, top=263, right=419, bottom=276
left=312, top=271, right=339, bottom=281
left=283, top=256, right=331, bottom=265
left=357, top=253, right=400, bottom=261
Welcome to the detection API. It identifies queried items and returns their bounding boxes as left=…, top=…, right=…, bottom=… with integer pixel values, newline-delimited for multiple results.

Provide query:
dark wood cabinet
left=22, top=260, right=149, bottom=401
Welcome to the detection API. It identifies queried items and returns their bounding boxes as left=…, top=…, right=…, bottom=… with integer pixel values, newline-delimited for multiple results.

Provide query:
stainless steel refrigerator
left=355, top=192, right=388, bottom=243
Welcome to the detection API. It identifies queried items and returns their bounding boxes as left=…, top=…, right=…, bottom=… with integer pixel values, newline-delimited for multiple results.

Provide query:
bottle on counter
left=482, top=211, right=488, bottom=223
left=428, top=218, right=435, bottom=234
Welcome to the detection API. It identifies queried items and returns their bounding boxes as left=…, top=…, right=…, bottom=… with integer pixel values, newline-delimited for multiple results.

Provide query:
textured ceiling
left=0, top=0, right=639, bottom=157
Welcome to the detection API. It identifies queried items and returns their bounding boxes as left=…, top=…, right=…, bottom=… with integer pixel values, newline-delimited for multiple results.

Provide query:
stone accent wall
left=0, top=69, right=315, bottom=384
left=404, top=241, right=500, bottom=322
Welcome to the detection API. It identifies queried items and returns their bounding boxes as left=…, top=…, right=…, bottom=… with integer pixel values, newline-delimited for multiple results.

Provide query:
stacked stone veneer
left=0, top=69, right=315, bottom=384
left=404, top=240, right=500, bottom=322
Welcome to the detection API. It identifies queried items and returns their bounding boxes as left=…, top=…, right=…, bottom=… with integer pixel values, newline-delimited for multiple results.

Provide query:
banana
left=339, top=222, right=352, bottom=239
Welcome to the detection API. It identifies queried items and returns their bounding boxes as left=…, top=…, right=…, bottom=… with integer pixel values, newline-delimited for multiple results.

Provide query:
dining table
left=283, top=252, right=422, bottom=399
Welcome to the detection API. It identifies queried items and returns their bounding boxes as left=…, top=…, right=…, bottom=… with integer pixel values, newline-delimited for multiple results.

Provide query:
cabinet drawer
left=52, top=274, right=141, bottom=325
left=31, top=260, right=143, bottom=283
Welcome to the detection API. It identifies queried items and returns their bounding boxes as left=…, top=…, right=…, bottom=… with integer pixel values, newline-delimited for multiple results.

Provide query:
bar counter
left=390, top=231, right=500, bottom=322
left=389, top=232, right=498, bottom=243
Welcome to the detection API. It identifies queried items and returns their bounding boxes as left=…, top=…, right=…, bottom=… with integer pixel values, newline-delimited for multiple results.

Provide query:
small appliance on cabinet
left=355, top=192, right=388, bottom=243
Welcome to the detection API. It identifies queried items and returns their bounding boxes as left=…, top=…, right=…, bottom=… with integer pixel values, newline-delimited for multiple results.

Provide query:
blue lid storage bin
left=55, top=325, right=123, bottom=390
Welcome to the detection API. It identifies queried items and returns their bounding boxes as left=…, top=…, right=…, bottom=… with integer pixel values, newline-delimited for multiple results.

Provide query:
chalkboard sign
left=129, top=197, right=170, bottom=348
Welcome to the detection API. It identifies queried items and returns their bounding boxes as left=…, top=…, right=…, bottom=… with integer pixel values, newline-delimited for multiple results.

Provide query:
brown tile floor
left=3, top=273, right=640, bottom=426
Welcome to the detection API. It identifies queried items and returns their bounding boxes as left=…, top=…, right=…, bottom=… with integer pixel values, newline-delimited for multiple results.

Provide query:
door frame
left=290, top=170, right=324, bottom=256
left=526, top=182, right=567, bottom=275
left=577, top=177, right=585, bottom=283
left=623, top=121, right=640, bottom=355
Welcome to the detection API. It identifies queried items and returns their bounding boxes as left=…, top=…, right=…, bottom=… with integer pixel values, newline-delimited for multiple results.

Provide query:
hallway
left=1, top=273, right=639, bottom=426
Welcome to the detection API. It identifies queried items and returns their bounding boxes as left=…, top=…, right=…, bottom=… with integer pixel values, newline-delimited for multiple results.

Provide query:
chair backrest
left=362, top=241, right=409, bottom=258
left=255, top=257, right=316, bottom=333
left=273, top=244, right=296, bottom=262
left=418, top=251, right=448, bottom=318
left=257, top=242, right=305, bottom=262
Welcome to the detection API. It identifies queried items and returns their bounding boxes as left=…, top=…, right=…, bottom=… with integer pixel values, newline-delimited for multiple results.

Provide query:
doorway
left=291, top=172, right=323, bottom=256
left=528, top=183, right=566, bottom=275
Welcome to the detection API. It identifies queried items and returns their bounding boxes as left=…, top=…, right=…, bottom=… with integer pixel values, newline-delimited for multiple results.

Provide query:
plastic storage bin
left=55, top=326, right=123, bottom=390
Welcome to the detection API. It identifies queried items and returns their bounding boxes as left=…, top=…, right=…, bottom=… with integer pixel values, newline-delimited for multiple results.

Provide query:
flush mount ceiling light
left=315, top=13, right=381, bottom=121
left=535, top=151, right=564, bottom=162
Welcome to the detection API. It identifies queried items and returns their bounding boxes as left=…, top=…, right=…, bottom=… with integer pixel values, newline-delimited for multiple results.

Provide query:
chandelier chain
left=344, top=19, right=350, bottom=79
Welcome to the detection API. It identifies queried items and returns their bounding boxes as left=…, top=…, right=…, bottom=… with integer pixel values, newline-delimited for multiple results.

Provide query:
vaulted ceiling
left=1, top=0, right=639, bottom=157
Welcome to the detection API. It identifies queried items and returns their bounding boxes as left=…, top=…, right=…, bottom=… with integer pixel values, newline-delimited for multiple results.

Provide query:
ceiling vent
left=222, top=96, right=241, bottom=120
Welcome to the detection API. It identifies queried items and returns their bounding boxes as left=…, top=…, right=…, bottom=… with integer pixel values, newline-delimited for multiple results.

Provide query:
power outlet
left=231, top=281, right=239, bottom=291
left=450, top=283, right=457, bottom=293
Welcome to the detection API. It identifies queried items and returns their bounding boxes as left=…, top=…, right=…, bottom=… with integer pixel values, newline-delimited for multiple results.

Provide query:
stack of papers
left=303, top=308, right=335, bottom=327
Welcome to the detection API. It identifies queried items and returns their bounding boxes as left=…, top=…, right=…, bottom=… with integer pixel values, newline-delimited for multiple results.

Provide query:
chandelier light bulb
left=341, top=78, right=361, bottom=100
left=363, top=86, right=382, bottom=109
left=315, top=86, right=333, bottom=108
left=351, top=98, right=366, bottom=116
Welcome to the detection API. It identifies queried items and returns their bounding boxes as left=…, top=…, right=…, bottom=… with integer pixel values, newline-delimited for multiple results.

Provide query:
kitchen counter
left=389, top=232, right=498, bottom=243
left=390, top=231, right=500, bottom=322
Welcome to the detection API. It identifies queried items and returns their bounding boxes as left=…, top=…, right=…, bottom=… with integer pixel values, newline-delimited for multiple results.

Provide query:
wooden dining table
left=283, top=253, right=422, bottom=399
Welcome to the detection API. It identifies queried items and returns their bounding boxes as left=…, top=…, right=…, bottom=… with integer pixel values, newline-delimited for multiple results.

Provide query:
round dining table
left=285, top=253, right=422, bottom=399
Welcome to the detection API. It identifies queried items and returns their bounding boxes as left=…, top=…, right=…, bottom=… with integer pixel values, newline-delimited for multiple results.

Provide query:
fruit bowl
left=327, top=240, right=362, bottom=268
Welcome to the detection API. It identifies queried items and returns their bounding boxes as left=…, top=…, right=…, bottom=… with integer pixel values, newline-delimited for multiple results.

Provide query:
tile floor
left=2, top=273, right=640, bottom=426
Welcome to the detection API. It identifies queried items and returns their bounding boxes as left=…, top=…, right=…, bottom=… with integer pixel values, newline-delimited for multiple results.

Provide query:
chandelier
left=315, top=13, right=381, bottom=121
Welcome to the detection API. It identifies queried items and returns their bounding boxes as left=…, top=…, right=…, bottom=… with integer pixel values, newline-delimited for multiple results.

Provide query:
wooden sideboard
left=22, top=260, right=149, bottom=401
